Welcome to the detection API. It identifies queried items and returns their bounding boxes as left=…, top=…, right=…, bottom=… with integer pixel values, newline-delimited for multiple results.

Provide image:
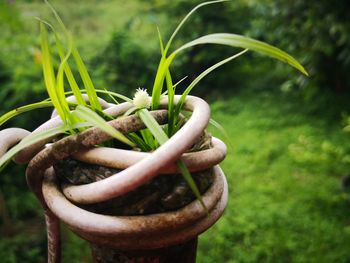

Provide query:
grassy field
left=15, top=0, right=160, bottom=57
left=198, top=91, right=350, bottom=263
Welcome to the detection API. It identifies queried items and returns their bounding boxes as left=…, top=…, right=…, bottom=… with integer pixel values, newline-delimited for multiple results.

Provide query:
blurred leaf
left=72, top=105, right=135, bottom=147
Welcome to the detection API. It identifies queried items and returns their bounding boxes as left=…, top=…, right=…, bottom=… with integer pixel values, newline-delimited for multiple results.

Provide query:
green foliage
left=0, top=0, right=306, bottom=177
left=0, top=0, right=349, bottom=262
left=151, top=0, right=350, bottom=99
left=0, top=2, right=51, bottom=129
left=0, top=1, right=23, bottom=31
left=93, top=31, right=157, bottom=97
left=198, top=90, right=350, bottom=263
left=73, top=105, right=135, bottom=147
left=0, top=164, right=45, bottom=262
left=3, top=89, right=349, bottom=262
left=40, top=21, right=69, bottom=123
left=147, top=0, right=259, bottom=96
left=149, top=0, right=306, bottom=146
left=0, top=234, right=45, bottom=263
left=248, top=0, right=350, bottom=96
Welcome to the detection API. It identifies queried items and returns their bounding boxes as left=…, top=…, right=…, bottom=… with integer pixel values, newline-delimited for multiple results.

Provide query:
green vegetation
left=0, top=0, right=306, bottom=205
left=2, top=90, right=349, bottom=262
left=0, top=0, right=349, bottom=262
left=198, top=90, right=350, bottom=263
left=250, top=0, right=350, bottom=96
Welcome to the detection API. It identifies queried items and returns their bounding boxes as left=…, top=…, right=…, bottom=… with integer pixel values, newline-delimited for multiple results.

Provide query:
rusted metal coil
left=0, top=96, right=228, bottom=263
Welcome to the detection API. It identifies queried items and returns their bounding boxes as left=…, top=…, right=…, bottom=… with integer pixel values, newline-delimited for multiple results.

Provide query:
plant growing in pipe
left=0, top=1, right=307, bottom=262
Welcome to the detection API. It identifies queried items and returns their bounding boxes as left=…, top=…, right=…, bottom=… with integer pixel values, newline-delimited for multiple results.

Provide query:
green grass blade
left=0, top=101, right=53, bottom=126
left=72, top=105, right=135, bottom=147
left=127, top=132, right=152, bottom=152
left=151, top=26, right=169, bottom=110
left=173, top=33, right=308, bottom=76
left=137, top=108, right=206, bottom=210
left=151, top=54, right=176, bottom=110
left=94, top=89, right=132, bottom=102
left=55, top=42, right=76, bottom=126
left=151, top=56, right=167, bottom=110
left=45, top=0, right=102, bottom=111
left=140, top=129, right=157, bottom=150
left=157, top=28, right=176, bottom=136
left=137, top=109, right=168, bottom=145
left=72, top=46, right=102, bottom=111
left=0, top=125, right=67, bottom=169
left=65, top=89, right=132, bottom=103
left=161, top=76, right=188, bottom=96
left=164, top=0, right=228, bottom=54
left=152, top=1, right=228, bottom=110
left=123, top=107, right=137, bottom=117
left=176, top=159, right=207, bottom=212
left=40, top=22, right=66, bottom=123
left=44, top=1, right=86, bottom=106
left=38, top=18, right=77, bottom=126
left=156, top=26, right=164, bottom=55
left=0, top=122, right=92, bottom=171
left=37, top=22, right=71, bottom=128
left=175, top=49, right=248, bottom=117
left=49, top=23, right=84, bottom=129
left=44, top=0, right=68, bottom=32
left=54, top=30, right=86, bottom=106
left=173, top=76, right=188, bottom=90
left=165, top=71, right=175, bottom=136
left=102, top=87, right=119, bottom=105
left=209, top=118, right=233, bottom=149
left=151, top=32, right=176, bottom=110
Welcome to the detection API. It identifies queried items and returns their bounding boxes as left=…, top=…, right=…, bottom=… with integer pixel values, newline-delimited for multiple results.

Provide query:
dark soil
left=53, top=133, right=214, bottom=216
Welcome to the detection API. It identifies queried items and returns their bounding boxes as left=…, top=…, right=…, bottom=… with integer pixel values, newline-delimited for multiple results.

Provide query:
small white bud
left=133, top=88, right=151, bottom=109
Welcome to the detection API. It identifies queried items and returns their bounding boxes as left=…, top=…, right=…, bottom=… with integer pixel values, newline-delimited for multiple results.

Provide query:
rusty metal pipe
left=0, top=96, right=228, bottom=263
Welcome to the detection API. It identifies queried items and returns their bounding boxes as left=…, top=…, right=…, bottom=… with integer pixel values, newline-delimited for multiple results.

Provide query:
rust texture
left=0, top=96, right=228, bottom=263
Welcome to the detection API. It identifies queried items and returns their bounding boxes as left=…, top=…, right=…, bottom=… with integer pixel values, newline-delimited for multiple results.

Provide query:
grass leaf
left=137, top=109, right=168, bottom=145
left=157, top=28, right=176, bottom=136
left=55, top=37, right=76, bottom=126
left=140, top=129, right=157, bottom=150
left=123, top=107, right=137, bottom=117
left=40, top=22, right=66, bottom=123
left=127, top=132, right=152, bottom=152
left=173, top=33, right=308, bottom=76
left=71, top=46, right=102, bottom=111
left=65, top=89, right=132, bottom=103
left=45, top=0, right=102, bottom=111
left=165, top=71, right=175, bottom=136
left=209, top=118, right=233, bottom=149
left=151, top=1, right=227, bottom=110
left=174, top=49, right=248, bottom=117
left=54, top=30, right=86, bottom=106
left=151, top=54, right=175, bottom=109
left=164, top=0, right=228, bottom=54
left=103, top=87, right=119, bottom=105
left=72, top=105, right=135, bottom=147
left=176, top=159, right=207, bottom=212
left=137, top=108, right=206, bottom=210
left=0, top=122, right=92, bottom=171
left=35, top=18, right=86, bottom=108
left=0, top=125, right=67, bottom=169
left=0, top=101, right=54, bottom=126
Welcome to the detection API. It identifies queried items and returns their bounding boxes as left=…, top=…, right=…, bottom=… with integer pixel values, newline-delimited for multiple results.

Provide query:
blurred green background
left=1, top=0, right=350, bottom=262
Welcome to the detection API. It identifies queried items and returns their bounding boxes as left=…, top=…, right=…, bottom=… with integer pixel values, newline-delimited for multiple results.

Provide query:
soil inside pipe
left=53, top=132, right=213, bottom=262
